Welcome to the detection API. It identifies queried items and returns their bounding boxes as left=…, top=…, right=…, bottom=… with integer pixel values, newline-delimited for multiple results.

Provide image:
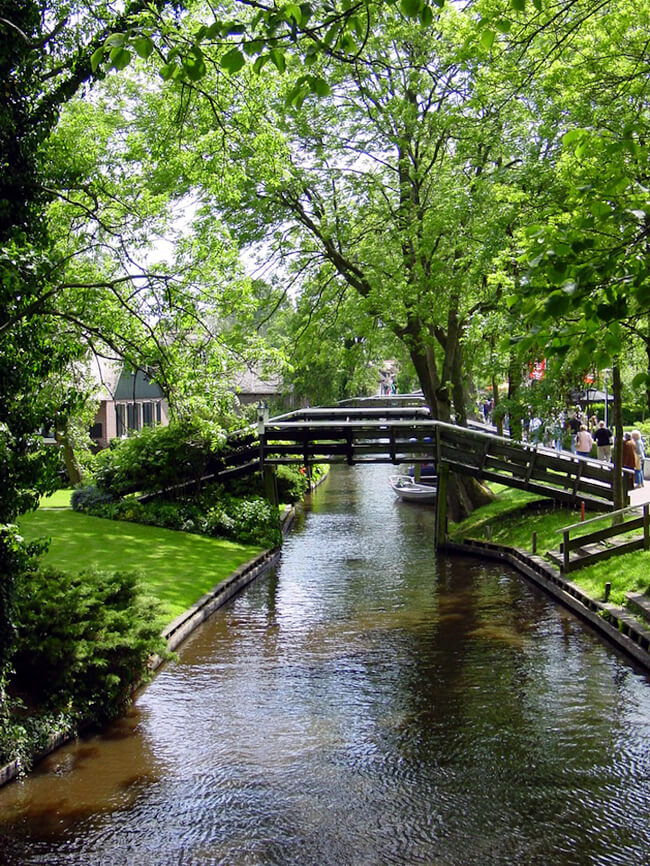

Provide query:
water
left=1, top=465, right=649, bottom=865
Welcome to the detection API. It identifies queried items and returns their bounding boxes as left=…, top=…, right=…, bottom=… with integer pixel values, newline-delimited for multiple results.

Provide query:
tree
left=175, top=6, right=545, bottom=517
left=0, top=0, right=407, bottom=679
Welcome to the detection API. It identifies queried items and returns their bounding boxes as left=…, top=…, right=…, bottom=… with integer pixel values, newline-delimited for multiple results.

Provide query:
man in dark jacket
left=593, top=420, right=613, bottom=461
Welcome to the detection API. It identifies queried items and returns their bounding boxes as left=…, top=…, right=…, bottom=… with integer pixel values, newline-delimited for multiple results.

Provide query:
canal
left=1, top=464, right=649, bottom=865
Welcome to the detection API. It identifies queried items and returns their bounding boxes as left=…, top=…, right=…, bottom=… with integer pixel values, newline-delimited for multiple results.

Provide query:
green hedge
left=93, top=419, right=224, bottom=497
left=73, top=486, right=282, bottom=549
left=2, top=567, right=169, bottom=769
left=12, top=567, right=168, bottom=718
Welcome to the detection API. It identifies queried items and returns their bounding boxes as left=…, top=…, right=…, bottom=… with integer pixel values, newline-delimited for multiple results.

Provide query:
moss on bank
left=449, top=485, right=650, bottom=606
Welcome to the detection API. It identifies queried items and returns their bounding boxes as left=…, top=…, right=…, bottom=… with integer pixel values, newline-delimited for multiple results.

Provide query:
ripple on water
left=1, top=465, right=650, bottom=865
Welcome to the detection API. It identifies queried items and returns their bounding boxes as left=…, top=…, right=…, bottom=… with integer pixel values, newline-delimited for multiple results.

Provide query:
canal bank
left=0, top=506, right=298, bottom=789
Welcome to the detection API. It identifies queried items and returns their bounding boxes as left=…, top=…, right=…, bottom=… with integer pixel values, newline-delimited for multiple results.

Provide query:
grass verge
left=19, top=510, right=265, bottom=620
left=449, top=484, right=650, bottom=606
left=38, top=488, right=74, bottom=508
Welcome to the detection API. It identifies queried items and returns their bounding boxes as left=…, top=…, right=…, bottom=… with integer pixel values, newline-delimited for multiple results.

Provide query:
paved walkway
left=629, top=485, right=650, bottom=507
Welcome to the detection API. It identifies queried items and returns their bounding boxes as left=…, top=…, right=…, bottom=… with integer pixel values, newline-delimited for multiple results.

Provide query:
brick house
left=89, top=358, right=169, bottom=449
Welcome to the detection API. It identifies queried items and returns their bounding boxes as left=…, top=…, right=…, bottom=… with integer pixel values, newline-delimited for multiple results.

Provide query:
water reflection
left=1, top=464, right=649, bottom=865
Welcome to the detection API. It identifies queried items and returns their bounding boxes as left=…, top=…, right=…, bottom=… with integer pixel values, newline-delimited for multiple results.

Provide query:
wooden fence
left=549, top=504, right=650, bottom=573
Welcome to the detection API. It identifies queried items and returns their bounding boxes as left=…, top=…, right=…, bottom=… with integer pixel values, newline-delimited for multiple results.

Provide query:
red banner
left=529, top=359, right=546, bottom=380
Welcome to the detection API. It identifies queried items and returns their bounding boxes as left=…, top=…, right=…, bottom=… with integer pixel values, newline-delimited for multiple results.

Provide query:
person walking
left=593, top=420, right=613, bottom=461
left=632, top=430, right=646, bottom=488
left=575, top=424, right=593, bottom=458
left=568, top=410, right=582, bottom=454
left=623, top=432, right=637, bottom=492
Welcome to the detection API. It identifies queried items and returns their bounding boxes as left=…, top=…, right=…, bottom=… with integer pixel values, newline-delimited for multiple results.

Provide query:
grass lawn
left=449, top=484, right=650, bottom=606
left=19, top=510, right=265, bottom=620
left=38, top=488, right=74, bottom=508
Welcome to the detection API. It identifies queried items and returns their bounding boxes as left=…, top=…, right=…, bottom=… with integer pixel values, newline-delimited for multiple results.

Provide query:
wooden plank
left=563, top=530, right=570, bottom=573
left=482, top=440, right=537, bottom=465
left=566, top=516, right=645, bottom=551
left=479, top=439, right=491, bottom=471
left=483, top=454, right=529, bottom=478
left=435, top=462, right=449, bottom=546
left=527, top=467, right=611, bottom=500
left=443, top=450, right=613, bottom=504
left=565, top=537, right=646, bottom=572
left=572, top=458, right=583, bottom=498
left=462, top=468, right=611, bottom=507
left=524, top=448, right=537, bottom=483
left=496, top=448, right=614, bottom=484
left=284, top=407, right=431, bottom=419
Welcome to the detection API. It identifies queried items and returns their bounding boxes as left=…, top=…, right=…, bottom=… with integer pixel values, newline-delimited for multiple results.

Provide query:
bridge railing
left=258, top=415, right=621, bottom=509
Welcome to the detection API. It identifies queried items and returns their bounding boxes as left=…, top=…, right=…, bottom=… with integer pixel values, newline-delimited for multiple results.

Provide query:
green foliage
left=71, top=485, right=115, bottom=512
left=275, top=464, right=310, bottom=502
left=78, top=481, right=282, bottom=549
left=0, top=697, right=79, bottom=772
left=12, top=567, right=168, bottom=722
left=83, top=495, right=203, bottom=533
left=219, top=496, right=282, bottom=548
left=515, top=4, right=650, bottom=365
left=93, top=420, right=224, bottom=497
left=0, top=525, right=47, bottom=684
left=89, top=1, right=442, bottom=87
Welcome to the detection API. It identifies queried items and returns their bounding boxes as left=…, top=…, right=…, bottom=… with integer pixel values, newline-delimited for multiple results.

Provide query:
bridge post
left=435, top=462, right=449, bottom=547
left=263, top=465, right=279, bottom=509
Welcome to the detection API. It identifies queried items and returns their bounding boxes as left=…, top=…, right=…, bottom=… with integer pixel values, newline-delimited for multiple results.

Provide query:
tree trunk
left=507, top=353, right=523, bottom=442
left=55, top=425, right=83, bottom=486
left=611, top=361, right=626, bottom=513
left=409, top=334, right=495, bottom=522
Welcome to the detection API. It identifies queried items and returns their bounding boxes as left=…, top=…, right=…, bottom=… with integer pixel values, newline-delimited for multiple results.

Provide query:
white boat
left=389, top=474, right=437, bottom=503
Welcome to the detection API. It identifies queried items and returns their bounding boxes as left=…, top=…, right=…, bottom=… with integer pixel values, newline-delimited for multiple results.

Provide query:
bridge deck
left=256, top=411, right=620, bottom=509
left=144, top=404, right=621, bottom=511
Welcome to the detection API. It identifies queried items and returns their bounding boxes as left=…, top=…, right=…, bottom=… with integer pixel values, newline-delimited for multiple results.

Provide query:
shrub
left=12, top=567, right=169, bottom=723
left=227, top=496, right=282, bottom=548
left=93, top=419, right=225, bottom=497
left=204, top=504, right=236, bottom=537
left=202, top=495, right=281, bottom=548
left=275, top=464, right=310, bottom=502
left=71, top=484, right=115, bottom=512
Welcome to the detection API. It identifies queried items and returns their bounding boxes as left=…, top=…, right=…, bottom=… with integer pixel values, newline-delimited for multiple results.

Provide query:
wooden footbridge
left=211, top=402, right=622, bottom=515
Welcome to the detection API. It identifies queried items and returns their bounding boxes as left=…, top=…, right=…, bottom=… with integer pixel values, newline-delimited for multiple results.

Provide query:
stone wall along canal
left=1, top=464, right=649, bottom=865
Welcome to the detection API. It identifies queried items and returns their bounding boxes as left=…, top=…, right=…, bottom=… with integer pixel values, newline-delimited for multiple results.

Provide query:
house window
left=116, top=404, right=127, bottom=437
left=142, top=402, right=153, bottom=427
left=90, top=423, right=103, bottom=439
left=127, top=402, right=139, bottom=432
left=141, top=401, right=162, bottom=427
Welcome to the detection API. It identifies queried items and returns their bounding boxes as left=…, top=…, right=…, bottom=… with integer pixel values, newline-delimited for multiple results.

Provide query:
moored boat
left=389, top=474, right=437, bottom=503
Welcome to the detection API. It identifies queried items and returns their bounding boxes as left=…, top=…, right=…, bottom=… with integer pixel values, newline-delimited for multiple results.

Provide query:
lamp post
left=256, top=400, right=268, bottom=436
left=602, top=369, right=611, bottom=428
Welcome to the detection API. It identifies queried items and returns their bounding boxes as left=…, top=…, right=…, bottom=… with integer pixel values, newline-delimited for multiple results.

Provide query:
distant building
left=89, top=358, right=169, bottom=449
left=231, top=366, right=284, bottom=407
left=87, top=358, right=284, bottom=448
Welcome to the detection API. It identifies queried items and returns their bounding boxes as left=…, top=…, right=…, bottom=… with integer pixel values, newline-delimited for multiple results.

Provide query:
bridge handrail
left=556, top=500, right=639, bottom=533
left=267, top=415, right=617, bottom=467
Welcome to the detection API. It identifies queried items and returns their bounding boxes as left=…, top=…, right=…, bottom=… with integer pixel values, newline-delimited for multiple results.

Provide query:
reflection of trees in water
left=0, top=705, right=161, bottom=841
